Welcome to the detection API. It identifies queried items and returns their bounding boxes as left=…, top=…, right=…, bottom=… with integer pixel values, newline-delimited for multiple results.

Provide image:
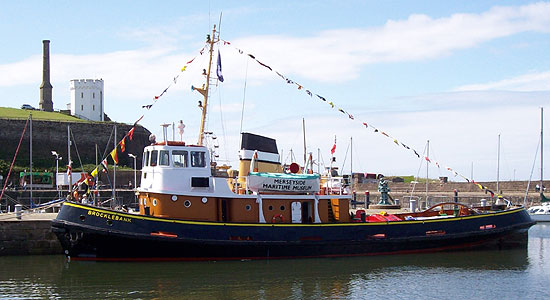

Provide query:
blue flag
left=216, top=50, right=224, bottom=82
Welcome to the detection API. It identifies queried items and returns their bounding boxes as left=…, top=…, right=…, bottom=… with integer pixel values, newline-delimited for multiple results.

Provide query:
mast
left=497, top=134, right=500, bottom=194
left=317, top=148, right=321, bottom=175
left=113, top=125, right=117, bottom=206
left=196, top=25, right=218, bottom=146
left=350, top=136, right=353, bottom=192
left=29, top=113, right=33, bottom=207
left=426, top=140, right=429, bottom=207
left=302, top=118, right=307, bottom=167
left=67, top=125, right=71, bottom=196
left=541, top=107, right=544, bottom=195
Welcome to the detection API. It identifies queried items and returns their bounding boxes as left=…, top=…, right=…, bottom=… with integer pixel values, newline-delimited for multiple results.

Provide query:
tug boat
left=51, top=26, right=535, bottom=261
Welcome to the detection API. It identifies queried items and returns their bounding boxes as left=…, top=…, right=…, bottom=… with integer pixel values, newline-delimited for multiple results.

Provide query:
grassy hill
left=0, top=107, right=88, bottom=122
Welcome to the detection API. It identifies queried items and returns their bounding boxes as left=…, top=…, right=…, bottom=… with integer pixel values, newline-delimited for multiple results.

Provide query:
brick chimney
left=39, top=40, right=54, bottom=112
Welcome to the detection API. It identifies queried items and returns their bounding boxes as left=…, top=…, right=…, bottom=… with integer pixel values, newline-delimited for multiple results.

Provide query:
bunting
left=110, top=148, right=119, bottom=165
left=121, top=137, right=126, bottom=153
left=101, top=159, right=108, bottom=173
left=128, top=127, right=135, bottom=141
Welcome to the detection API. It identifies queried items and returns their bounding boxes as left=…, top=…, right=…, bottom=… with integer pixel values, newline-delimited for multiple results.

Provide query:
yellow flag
left=91, top=168, right=98, bottom=177
left=110, top=149, right=119, bottom=164
left=181, top=65, right=187, bottom=71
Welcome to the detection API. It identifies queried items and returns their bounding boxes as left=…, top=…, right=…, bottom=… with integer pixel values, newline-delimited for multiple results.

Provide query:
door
left=291, top=202, right=302, bottom=223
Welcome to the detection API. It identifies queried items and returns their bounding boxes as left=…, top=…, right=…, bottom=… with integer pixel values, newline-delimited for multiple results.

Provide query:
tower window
left=81, top=92, right=83, bottom=98
left=93, top=105, right=95, bottom=111
left=81, top=105, right=84, bottom=111
left=93, top=92, right=95, bottom=99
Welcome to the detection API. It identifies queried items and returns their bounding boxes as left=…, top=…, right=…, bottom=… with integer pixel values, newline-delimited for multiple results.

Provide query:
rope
left=0, top=115, right=30, bottom=204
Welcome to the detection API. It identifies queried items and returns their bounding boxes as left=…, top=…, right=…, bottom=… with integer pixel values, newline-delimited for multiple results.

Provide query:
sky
left=1, top=0, right=549, bottom=182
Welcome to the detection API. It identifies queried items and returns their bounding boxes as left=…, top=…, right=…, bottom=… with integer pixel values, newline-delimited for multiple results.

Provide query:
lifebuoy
left=271, top=214, right=285, bottom=223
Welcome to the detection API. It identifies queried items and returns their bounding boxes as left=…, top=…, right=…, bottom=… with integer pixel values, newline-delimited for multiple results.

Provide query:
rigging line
left=70, top=128, right=85, bottom=171
left=525, top=137, right=541, bottom=207
left=0, top=116, right=30, bottom=203
left=340, top=140, right=350, bottom=174
left=217, top=85, right=229, bottom=161
left=239, top=58, right=249, bottom=134
left=410, top=142, right=429, bottom=198
left=427, top=142, right=442, bottom=177
left=101, top=126, right=115, bottom=163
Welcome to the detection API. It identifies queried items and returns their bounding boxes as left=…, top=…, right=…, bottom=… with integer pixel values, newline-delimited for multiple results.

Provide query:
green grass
left=0, top=107, right=88, bottom=122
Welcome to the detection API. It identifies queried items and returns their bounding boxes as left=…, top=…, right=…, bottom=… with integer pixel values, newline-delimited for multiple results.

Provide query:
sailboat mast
left=67, top=125, right=71, bottom=196
left=426, top=140, right=429, bottom=206
left=497, top=134, right=501, bottom=194
left=350, top=136, right=353, bottom=192
left=113, top=125, right=117, bottom=206
left=197, top=25, right=218, bottom=146
left=541, top=107, right=544, bottom=193
left=29, top=113, right=33, bottom=206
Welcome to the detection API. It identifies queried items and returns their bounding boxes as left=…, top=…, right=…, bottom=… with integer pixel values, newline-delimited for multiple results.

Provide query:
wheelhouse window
left=172, top=150, right=188, bottom=168
left=159, top=150, right=170, bottom=166
left=191, top=151, right=206, bottom=167
left=143, top=151, right=150, bottom=167
left=150, top=150, right=158, bottom=167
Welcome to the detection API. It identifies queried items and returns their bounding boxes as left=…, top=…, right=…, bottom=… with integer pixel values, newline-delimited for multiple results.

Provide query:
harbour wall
left=0, top=118, right=151, bottom=173
left=0, top=218, right=63, bottom=256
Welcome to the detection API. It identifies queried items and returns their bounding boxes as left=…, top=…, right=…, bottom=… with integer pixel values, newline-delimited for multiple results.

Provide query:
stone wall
left=0, top=118, right=151, bottom=175
left=0, top=220, right=63, bottom=255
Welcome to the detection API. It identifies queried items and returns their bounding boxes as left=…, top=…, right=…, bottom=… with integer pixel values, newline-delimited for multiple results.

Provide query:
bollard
left=15, top=204, right=22, bottom=220
left=409, top=199, right=417, bottom=212
left=365, top=191, right=370, bottom=209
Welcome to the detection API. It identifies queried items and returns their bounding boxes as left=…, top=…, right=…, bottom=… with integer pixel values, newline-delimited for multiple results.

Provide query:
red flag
left=120, top=138, right=126, bottom=153
left=425, top=156, right=431, bottom=163
left=66, top=164, right=71, bottom=176
left=128, top=127, right=135, bottom=141
left=330, top=136, right=336, bottom=155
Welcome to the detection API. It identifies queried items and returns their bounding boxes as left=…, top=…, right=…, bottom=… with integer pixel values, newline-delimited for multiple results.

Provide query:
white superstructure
left=70, top=79, right=104, bottom=121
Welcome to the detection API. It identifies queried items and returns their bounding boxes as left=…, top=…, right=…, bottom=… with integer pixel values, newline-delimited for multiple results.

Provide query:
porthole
left=201, top=197, right=208, bottom=204
left=245, top=205, right=251, bottom=211
left=280, top=205, right=285, bottom=211
left=171, top=195, right=178, bottom=202
left=106, top=220, right=113, bottom=226
left=184, top=200, right=192, bottom=208
left=79, top=215, right=86, bottom=222
left=152, top=199, right=157, bottom=206
left=268, top=205, right=273, bottom=211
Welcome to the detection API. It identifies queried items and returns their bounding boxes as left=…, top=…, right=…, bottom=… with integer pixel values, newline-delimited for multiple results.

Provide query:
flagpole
left=302, top=118, right=306, bottom=168
left=29, top=113, right=33, bottom=207
left=67, top=125, right=71, bottom=197
left=113, top=124, right=117, bottom=207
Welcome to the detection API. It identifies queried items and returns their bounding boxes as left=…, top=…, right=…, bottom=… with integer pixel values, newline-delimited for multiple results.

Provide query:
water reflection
left=2, top=225, right=549, bottom=300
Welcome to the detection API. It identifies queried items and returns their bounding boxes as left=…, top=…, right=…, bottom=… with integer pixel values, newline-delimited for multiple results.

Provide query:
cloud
left=3, top=2, right=550, bottom=95
left=454, top=71, right=550, bottom=91
left=228, top=2, right=550, bottom=82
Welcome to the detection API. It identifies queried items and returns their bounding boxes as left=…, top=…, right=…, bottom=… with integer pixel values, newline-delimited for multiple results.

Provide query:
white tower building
left=70, top=79, right=104, bottom=121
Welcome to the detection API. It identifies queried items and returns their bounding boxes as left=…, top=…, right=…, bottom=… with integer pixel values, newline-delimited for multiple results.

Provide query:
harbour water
left=1, top=224, right=549, bottom=300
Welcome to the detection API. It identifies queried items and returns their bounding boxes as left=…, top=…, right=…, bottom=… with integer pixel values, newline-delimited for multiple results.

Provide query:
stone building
left=69, top=79, right=104, bottom=121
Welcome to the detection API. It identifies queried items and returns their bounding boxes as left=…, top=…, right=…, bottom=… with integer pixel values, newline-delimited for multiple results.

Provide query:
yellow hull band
left=63, top=202, right=526, bottom=228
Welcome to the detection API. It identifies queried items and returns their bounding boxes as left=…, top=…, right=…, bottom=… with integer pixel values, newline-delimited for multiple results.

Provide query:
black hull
left=52, top=202, right=535, bottom=261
